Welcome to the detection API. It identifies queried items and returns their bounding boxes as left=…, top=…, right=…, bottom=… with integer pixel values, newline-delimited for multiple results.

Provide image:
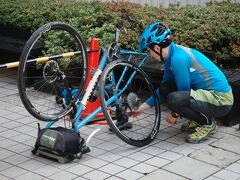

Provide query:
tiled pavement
left=0, top=68, right=240, bottom=180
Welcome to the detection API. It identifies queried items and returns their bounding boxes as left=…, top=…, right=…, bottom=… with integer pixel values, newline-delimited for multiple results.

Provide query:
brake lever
left=121, top=27, right=128, bottom=35
left=115, top=22, right=128, bottom=44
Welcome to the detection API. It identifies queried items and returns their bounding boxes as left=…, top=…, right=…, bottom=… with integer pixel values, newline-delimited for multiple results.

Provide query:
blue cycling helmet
left=138, top=22, right=172, bottom=52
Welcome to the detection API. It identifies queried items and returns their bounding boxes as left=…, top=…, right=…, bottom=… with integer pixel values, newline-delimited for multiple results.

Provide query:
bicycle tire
left=99, top=60, right=161, bottom=147
left=18, top=22, right=88, bottom=121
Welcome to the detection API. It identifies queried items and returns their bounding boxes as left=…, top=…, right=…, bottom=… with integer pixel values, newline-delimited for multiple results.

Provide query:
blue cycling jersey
left=146, top=42, right=231, bottom=106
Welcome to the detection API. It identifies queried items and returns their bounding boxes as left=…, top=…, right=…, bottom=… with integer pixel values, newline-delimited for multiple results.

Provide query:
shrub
left=0, top=0, right=239, bottom=61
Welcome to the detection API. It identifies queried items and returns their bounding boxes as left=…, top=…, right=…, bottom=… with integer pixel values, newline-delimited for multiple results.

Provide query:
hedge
left=0, top=0, right=239, bottom=61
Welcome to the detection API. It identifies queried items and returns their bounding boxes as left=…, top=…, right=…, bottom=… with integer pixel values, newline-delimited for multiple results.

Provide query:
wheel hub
left=43, top=60, right=61, bottom=83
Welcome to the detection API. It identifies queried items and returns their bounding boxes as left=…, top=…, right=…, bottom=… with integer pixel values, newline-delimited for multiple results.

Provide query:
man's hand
left=128, top=103, right=151, bottom=117
left=166, top=112, right=179, bottom=124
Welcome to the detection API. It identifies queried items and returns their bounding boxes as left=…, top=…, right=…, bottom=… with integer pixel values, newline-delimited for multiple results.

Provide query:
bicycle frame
left=46, top=48, right=149, bottom=133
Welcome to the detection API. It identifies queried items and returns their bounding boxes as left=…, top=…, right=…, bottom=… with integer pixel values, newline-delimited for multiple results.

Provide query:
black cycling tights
left=160, top=82, right=230, bottom=125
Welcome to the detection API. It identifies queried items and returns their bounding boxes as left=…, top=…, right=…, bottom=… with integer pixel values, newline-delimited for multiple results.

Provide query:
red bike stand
left=81, top=38, right=107, bottom=124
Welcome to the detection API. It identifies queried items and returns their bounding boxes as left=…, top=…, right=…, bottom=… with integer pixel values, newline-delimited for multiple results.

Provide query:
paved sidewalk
left=0, top=68, right=240, bottom=180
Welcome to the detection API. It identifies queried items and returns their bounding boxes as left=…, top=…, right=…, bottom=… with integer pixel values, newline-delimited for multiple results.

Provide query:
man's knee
left=167, top=92, right=178, bottom=109
left=167, top=91, right=190, bottom=109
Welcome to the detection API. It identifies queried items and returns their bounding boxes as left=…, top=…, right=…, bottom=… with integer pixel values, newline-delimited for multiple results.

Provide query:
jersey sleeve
left=145, top=61, right=173, bottom=106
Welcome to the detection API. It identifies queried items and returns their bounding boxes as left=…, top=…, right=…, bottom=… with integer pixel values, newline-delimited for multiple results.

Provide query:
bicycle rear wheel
left=99, top=60, right=161, bottom=147
left=18, top=22, right=88, bottom=121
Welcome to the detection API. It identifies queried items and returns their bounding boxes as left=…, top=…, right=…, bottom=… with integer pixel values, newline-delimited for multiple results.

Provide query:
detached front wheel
left=18, top=22, right=88, bottom=121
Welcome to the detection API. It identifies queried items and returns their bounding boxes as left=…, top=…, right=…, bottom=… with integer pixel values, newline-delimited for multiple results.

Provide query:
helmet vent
left=151, top=24, right=159, bottom=32
left=156, top=27, right=166, bottom=36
